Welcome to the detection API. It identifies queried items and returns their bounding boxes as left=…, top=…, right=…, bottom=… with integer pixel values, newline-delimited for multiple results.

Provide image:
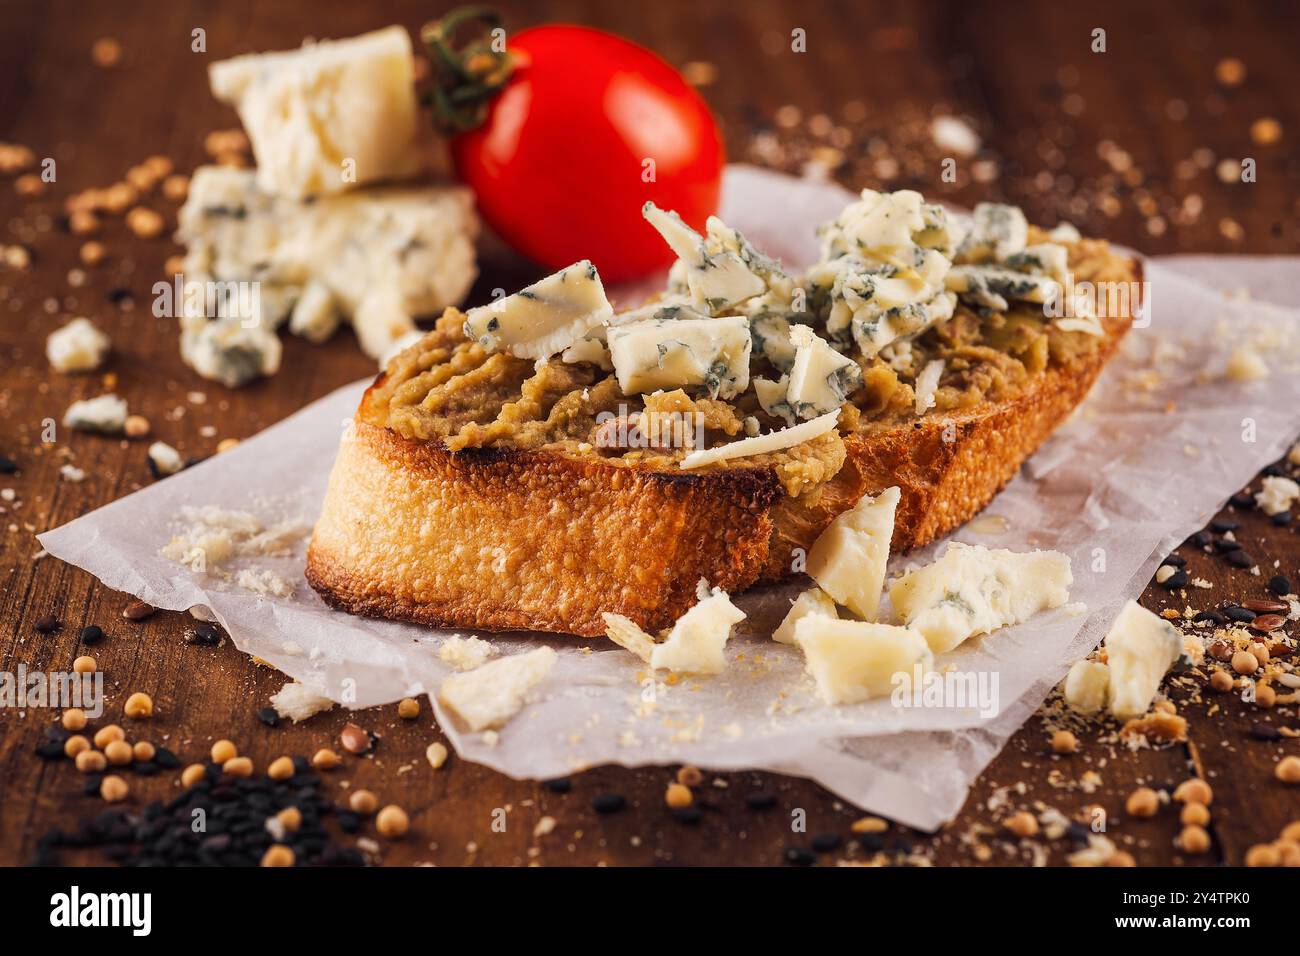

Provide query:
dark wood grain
left=1, top=0, right=1297, bottom=867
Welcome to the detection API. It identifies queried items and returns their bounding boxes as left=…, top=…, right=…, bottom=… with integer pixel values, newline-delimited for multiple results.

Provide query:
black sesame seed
left=744, top=792, right=777, bottom=810
left=1272, top=511, right=1292, bottom=526
left=671, top=807, right=703, bottom=826
left=1226, top=550, right=1254, bottom=569
left=1190, top=531, right=1213, bottom=548
left=858, top=833, right=885, bottom=852
left=79, top=625, right=104, bottom=645
left=34, top=615, right=61, bottom=633
left=783, top=846, right=816, bottom=866
left=1229, top=493, right=1254, bottom=509
left=1160, top=554, right=1187, bottom=567
left=1210, top=519, right=1239, bottom=533
left=256, top=707, right=280, bottom=728
left=82, top=775, right=105, bottom=797
left=1251, top=722, right=1281, bottom=741
left=1158, top=569, right=1188, bottom=590
left=543, top=777, right=571, bottom=794
left=132, top=761, right=159, bottom=776
left=153, top=746, right=180, bottom=769
left=1193, top=610, right=1227, bottom=624
left=35, top=740, right=66, bottom=760
left=1268, top=575, right=1292, bottom=596
left=592, top=792, right=626, bottom=814
left=1263, top=464, right=1285, bottom=477
left=0, top=455, right=17, bottom=474
left=187, top=623, right=222, bottom=646
left=1212, top=537, right=1242, bottom=553
left=810, top=832, right=844, bottom=853
left=1224, top=606, right=1257, bottom=623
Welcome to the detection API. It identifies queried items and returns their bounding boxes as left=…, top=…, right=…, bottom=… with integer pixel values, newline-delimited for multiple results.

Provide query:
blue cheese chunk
left=63, top=394, right=128, bottom=434
left=642, top=203, right=776, bottom=314
left=946, top=265, right=1060, bottom=311
left=208, top=27, right=420, bottom=199
left=806, top=486, right=899, bottom=621
left=288, top=281, right=341, bottom=343
left=1103, top=600, right=1184, bottom=720
left=464, top=260, right=612, bottom=361
left=607, top=312, right=751, bottom=399
left=793, top=618, right=933, bottom=706
left=889, top=543, right=1073, bottom=653
left=750, top=312, right=797, bottom=372
left=179, top=312, right=283, bottom=388
left=1064, top=660, right=1111, bottom=715
left=753, top=375, right=795, bottom=425
left=955, top=202, right=1029, bottom=262
left=178, top=165, right=478, bottom=368
left=437, top=646, right=557, bottom=732
left=784, top=325, right=861, bottom=419
left=773, top=587, right=838, bottom=645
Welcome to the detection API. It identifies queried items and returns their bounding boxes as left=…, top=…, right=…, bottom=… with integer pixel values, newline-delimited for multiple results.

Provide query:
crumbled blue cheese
left=679, top=409, right=839, bottom=470
left=46, top=318, right=110, bottom=372
left=607, top=311, right=751, bottom=399
left=437, top=646, right=557, bottom=731
left=913, top=359, right=944, bottom=415
left=1064, top=660, right=1111, bottom=715
left=287, top=281, right=341, bottom=344
left=1103, top=600, right=1184, bottom=720
left=955, top=203, right=1029, bottom=262
left=749, top=312, right=798, bottom=372
left=793, top=618, right=933, bottom=705
left=772, top=587, right=838, bottom=644
left=63, top=394, right=128, bottom=434
left=753, top=375, right=795, bottom=424
left=784, top=325, right=861, bottom=419
left=147, top=441, right=184, bottom=477
left=179, top=312, right=283, bottom=389
left=1256, top=476, right=1300, bottom=516
left=807, top=486, right=899, bottom=621
left=439, top=635, right=497, bottom=672
left=178, top=165, right=477, bottom=369
left=208, top=26, right=420, bottom=199
left=945, top=265, right=1060, bottom=312
left=464, top=260, right=612, bottom=360
left=889, top=543, right=1073, bottom=653
left=642, top=203, right=781, bottom=314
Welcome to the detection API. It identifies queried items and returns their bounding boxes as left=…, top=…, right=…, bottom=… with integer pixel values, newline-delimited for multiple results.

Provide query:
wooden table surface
left=1, top=0, right=1297, bottom=867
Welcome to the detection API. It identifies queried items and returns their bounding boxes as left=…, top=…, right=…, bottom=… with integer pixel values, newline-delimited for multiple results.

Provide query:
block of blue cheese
left=209, top=26, right=421, bottom=199
left=176, top=166, right=478, bottom=384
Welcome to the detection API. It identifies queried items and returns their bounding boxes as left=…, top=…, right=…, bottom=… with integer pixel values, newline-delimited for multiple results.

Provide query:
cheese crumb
left=438, top=646, right=557, bottom=731
left=269, top=681, right=334, bottom=722
left=438, top=635, right=497, bottom=672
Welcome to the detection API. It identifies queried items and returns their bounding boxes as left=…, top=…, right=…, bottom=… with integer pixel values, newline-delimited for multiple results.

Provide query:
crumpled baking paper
left=39, top=166, right=1300, bottom=830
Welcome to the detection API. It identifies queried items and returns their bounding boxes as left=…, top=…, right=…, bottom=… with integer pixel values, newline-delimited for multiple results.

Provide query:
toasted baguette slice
left=307, top=262, right=1138, bottom=637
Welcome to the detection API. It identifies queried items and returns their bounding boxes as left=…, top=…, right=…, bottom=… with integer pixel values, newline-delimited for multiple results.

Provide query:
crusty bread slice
left=307, top=266, right=1136, bottom=638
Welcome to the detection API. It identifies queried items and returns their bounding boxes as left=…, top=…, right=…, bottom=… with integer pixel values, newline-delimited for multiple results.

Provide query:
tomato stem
left=420, top=6, right=515, bottom=134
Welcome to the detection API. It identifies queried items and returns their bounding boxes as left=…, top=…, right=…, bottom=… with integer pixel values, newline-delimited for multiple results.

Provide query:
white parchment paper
left=39, top=167, right=1300, bottom=830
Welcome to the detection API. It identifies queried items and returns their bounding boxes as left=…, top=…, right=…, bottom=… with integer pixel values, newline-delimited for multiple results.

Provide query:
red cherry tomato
left=448, top=25, right=724, bottom=283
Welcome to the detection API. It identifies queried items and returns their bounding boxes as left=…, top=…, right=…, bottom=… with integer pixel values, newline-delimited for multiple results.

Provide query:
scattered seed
left=425, top=742, right=448, bottom=770
left=35, top=615, right=61, bottom=633
left=61, top=708, right=87, bottom=731
left=1255, top=683, right=1277, bottom=709
left=745, top=792, right=777, bottom=811
left=72, top=656, right=96, bottom=674
left=1276, top=756, right=1300, bottom=785
left=339, top=723, right=371, bottom=755
left=665, top=783, right=693, bottom=809
left=1173, top=779, right=1213, bottom=806
left=267, top=756, right=294, bottom=781
left=260, top=844, right=294, bottom=867
left=592, top=792, right=626, bottom=814
left=1251, top=614, right=1284, bottom=633
left=1004, top=811, right=1039, bottom=838
left=1267, top=575, right=1291, bottom=596
left=1210, top=670, right=1235, bottom=692
left=1180, top=802, right=1211, bottom=827
left=543, top=777, right=571, bottom=793
left=132, top=741, right=154, bottom=762
left=349, top=790, right=378, bottom=815
left=104, top=740, right=132, bottom=766
left=125, top=207, right=164, bottom=239
left=210, top=739, right=237, bottom=763
left=783, top=846, right=816, bottom=866
left=180, top=764, right=206, bottom=787
left=1232, top=650, right=1260, bottom=676
left=676, top=765, right=704, bottom=787
left=256, top=706, right=280, bottom=728
left=122, top=599, right=155, bottom=621
left=75, top=749, right=107, bottom=773
left=124, top=692, right=153, bottom=718
left=376, top=805, right=409, bottom=838
left=64, top=735, right=90, bottom=758
left=1227, top=550, right=1254, bottom=569
left=100, top=775, right=129, bottom=802
left=398, top=697, right=420, bottom=720
left=1179, top=824, right=1211, bottom=854
left=222, top=756, right=253, bottom=777
left=1050, top=729, right=1078, bottom=754
left=1252, top=722, right=1282, bottom=741
left=311, top=748, right=341, bottom=770
left=1125, top=787, right=1160, bottom=818
left=91, top=37, right=122, bottom=68
left=92, top=725, right=123, bottom=749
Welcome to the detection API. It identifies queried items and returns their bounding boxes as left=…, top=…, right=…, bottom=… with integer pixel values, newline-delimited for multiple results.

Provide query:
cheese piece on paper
left=889, top=542, right=1072, bottom=653
left=1103, top=600, right=1183, bottom=720
left=793, top=618, right=932, bottom=706
left=806, top=486, right=899, bottom=621
left=438, top=635, right=497, bottom=672
left=648, top=588, right=745, bottom=675
left=209, top=26, right=420, bottom=198
left=437, top=646, right=557, bottom=731
left=772, top=587, right=838, bottom=645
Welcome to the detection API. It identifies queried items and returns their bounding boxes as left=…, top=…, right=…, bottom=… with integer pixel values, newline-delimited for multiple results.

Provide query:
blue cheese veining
left=464, top=260, right=613, bottom=360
